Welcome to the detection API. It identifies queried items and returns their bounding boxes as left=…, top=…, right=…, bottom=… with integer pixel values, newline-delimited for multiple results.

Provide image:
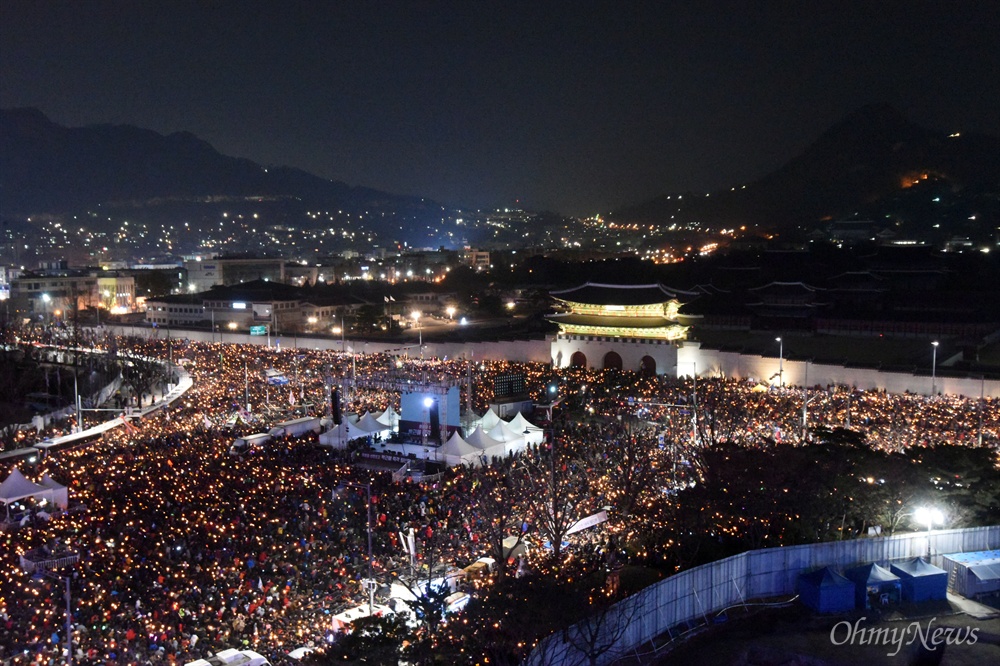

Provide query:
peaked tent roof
left=440, top=432, right=481, bottom=459
left=891, top=557, right=946, bottom=577
left=465, top=426, right=505, bottom=451
left=507, top=412, right=541, bottom=433
left=39, top=474, right=69, bottom=510
left=0, top=468, right=52, bottom=504
left=799, top=566, right=854, bottom=588
left=845, top=563, right=900, bottom=585
left=377, top=406, right=399, bottom=428
left=319, top=421, right=354, bottom=448
left=488, top=420, right=527, bottom=444
left=352, top=412, right=392, bottom=434
left=479, top=408, right=502, bottom=431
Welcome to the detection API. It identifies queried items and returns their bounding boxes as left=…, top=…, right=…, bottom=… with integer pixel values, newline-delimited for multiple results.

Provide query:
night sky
left=2, top=1, right=999, bottom=216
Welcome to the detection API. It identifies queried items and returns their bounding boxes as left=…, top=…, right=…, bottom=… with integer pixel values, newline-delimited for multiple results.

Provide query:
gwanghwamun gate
left=546, top=282, right=1000, bottom=398
left=134, top=281, right=1000, bottom=399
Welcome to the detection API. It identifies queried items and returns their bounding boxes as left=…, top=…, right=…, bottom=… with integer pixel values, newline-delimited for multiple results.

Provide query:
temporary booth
left=438, top=431, right=483, bottom=468
left=844, top=563, right=901, bottom=609
left=797, top=566, right=856, bottom=614
left=890, top=557, right=948, bottom=602
left=464, top=426, right=507, bottom=461
left=487, top=420, right=527, bottom=456
left=39, top=474, right=69, bottom=511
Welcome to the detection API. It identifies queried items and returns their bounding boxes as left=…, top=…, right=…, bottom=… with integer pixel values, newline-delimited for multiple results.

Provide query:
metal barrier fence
left=526, top=525, right=1000, bottom=666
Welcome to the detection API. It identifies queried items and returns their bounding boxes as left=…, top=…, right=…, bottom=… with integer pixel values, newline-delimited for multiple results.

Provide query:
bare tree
left=116, top=346, right=166, bottom=408
left=469, top=459, right=524, bottom=581
left=526, top=581, right=644, bottom=666
left=518, top=431, right=593, bottom=560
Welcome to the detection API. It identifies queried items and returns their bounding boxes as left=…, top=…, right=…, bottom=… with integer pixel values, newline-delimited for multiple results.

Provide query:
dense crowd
left=1, top=335, right=997, bottom=665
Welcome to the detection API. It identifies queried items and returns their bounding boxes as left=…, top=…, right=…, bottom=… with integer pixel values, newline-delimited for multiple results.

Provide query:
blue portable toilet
left=798, top=566, right=855, bottom=614
left=890, top=557, right=947, bottom=602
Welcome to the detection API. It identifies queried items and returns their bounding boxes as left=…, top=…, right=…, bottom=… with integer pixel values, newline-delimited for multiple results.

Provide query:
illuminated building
left=548, top=282, right=698, bottom=375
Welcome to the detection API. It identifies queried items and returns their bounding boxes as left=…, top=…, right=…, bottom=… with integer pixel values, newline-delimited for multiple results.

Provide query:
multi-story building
left=184, top=257, right=286, bottom=292
left=10, top=272, right=99, bottom=321
left=95, top=273, right=137, bottom=314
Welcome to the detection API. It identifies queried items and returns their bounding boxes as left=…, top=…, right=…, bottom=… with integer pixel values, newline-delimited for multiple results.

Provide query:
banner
left=566, top=510, right=608, bottom=535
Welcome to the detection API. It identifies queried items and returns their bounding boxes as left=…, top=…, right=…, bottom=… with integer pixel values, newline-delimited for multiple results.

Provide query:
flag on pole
left=203, top=415, right=214, bottom=429
left=289, top=391, right=296, bottom=405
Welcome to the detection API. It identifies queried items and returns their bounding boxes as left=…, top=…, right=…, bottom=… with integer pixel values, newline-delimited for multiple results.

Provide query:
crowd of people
left=1, top=334, right=996, bottom=665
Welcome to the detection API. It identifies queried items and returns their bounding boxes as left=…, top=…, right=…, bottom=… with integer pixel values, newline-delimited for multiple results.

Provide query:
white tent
left=0, top=468, right=53, bottom=518
left=479, top=407, right=502, bottom=431
left=464, top=426, right=507, bottom=461
left=318, top=421, right=354, bottom=449
left=350, top=412, right=393, bottom=437
left=488, top=421, right=527, bottom=456
left=506, top=413, right=545, bottom=446
left=377, top=406, right=400, bottom=430
left=39, top=474, right=69, bottom=510
left=439, top=431, right=483, bottom=467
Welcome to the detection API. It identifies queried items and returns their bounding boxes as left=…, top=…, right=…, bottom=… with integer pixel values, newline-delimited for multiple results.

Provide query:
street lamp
left=333, top=481, right=376, bottom=615
left=775, top=337, right=783, bottom=388
left=41, top=293, right=51, bottom=324
left=411, top=310, right=422, bottom=359
left=931, top=341, right=939, bottom=395
left=446, top=305, right=456, bottom=320
left=914, top=506, right=944, bottom=558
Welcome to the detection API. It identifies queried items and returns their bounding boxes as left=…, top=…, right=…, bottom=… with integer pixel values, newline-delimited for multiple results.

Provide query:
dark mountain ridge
left=0, top=106, right=442, bottom=224
left=613, top=104, right=1000, bottom=238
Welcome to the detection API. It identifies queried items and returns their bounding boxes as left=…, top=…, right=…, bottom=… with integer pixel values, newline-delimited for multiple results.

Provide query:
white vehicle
left=229, top=432, right=272, bottom=455
left=268, top=416, right=321, bottom=438
left=185, top=648, right=271, bottom=666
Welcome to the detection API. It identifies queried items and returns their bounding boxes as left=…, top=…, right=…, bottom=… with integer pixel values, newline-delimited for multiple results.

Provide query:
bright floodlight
left=775, top=336, right=781, bottom=342
left=411, top=310, right=421, bottom=321
left=423, top=397, right=434, bottom=408
left=931, top=341, right=939, bottom=347
left=914, top=507, right=944, bottom=529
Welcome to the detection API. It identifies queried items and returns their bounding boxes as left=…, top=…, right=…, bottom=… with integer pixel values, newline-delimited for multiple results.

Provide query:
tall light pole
left=978, top=375, right=985, bottom=447
left=775, top=336, right=783, bottom=388
left=691, top=361, right=698, bottom=446
left=411, top=310, right=422, bottom=360
left=931, top=341, right=939, bottom=395
left=914, top=506, right=944, bottom=559
left=42, top=292, right=51, bottom=325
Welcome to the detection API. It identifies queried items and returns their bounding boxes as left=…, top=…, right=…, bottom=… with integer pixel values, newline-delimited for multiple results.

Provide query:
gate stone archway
left=570, top=351, right=587, bottom=368
left=603, top=351, right=623, bottom=370
left=640, top=355, right=656, bottom=376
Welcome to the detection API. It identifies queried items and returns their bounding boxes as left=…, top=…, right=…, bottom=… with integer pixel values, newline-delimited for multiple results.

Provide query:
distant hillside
left=0, top=107, right=448, bottom=242
left=614, top=105, right=1000, bottom=239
